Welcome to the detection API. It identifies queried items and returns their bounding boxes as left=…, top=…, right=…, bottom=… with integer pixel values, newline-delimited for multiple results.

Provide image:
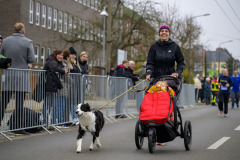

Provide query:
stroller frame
left=135, top=75, right=192, bottom=153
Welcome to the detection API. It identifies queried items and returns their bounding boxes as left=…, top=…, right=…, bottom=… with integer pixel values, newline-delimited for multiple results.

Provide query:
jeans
left=218, top=93, right=230, bottom=114
left=71, top=104, right=78, bottom=119
left=42, top=93, right=65, bottom=124
left=231, top=91, right=239, bottom=107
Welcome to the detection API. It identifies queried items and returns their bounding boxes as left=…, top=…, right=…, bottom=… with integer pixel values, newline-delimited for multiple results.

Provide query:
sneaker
left=157, top=143, right=165, bottom=146
left=56, top=125, right=63, bottom=128
left=232, top=106, right=234, bottom=109
left=61, top=124, right=69, bottom=129
left=218, top=111, right=223, bottom=115
left=224, top=114, right=227, bottom=117
left=198, top=100, right=201, bottom=103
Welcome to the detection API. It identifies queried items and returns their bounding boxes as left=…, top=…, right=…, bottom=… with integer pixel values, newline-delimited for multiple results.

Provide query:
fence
left=0, top=68, right=195, bottom=141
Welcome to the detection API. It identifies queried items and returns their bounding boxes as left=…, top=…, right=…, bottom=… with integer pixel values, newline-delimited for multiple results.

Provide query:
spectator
left=115, top=60, right=130, bottom=118
left=78, top=51, right=88, bottom=75
left=0, top=35, right=2, bottom=48
left=194, top=74, right=202, bottom=103
left=137, top=62, right=147, bottom=79
left=107, top=66, right=115, bottom=76
left=42, top=50, right=69, bottom=128
left=231, top=70, right=240, bottom=109
left=68, top=47, right=81, bottom=125
left=0, top=23, right=35, bottom=134
left=218, top=69, right=233, bottom=117
left=204, top=78, right=211, bottom=105
left=200, top=77, right=206, bottom=102
left=128, top=61, right=139, bottom=85
left=211, top=75, right=219, bottom=106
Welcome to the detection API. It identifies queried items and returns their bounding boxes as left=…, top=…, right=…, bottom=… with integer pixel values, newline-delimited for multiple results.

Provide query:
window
left=82, top=20, right=85, bottom=39
left=53, top=9, right=57, bottom=31
left=83, top=0, right=86, bottom=5
left=90, top=23, right=93, bottom=40
left=36, top=3, right=40, bottom=26
left=47, top=48, right=51, bottom=57
left=42, top=5, right=46, bottom=27
left=79, top=0, right=82, bottom=3
left=64, top=13, right=68, bottom=34
left=59, top=11, right=63, bottom=32
left=86, top=21, right=89, bottom=40
left=48, top=7, right=52, bottom=29
left=34, top=45, right=39, bottom=63
left=69, top=15, right=72, bottom=35
left=73, top=17, right=77, bottom=36
left=41, top=47, right=45, bottom=63
left=29, top=1, right=34, bottom=24
left=87, top=0, right=90, bottom=7
left=91, top=0, right=94, bottom=9
left=95, top=0, right=98, bottom=10
left=78, top=18, right=81, bottom=38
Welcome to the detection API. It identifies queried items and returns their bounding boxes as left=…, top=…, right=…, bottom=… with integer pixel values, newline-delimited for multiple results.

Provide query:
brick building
left=0, top=0, right=114, bottom=74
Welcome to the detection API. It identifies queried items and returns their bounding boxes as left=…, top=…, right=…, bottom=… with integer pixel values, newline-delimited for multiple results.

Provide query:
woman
left=146, top=24, right=185, bottom=80
left=42, top=50, right=68, bottom=128
left=78, top=51, right=88, bottom=75
left=115, top=60, right=130, bottom=118
left=204, top=78, right=211, bottom=105
left=145, top=24, right=185, bottom=146
left=68, top=47, right=81, bottom=125
left=201, top=77, right=206, bottom=102
left=194, top=74, right=202, bottom=102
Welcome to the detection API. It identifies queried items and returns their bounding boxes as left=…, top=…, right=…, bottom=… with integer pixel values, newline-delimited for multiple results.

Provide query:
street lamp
left=218, top=40, right=233, bottom=75
left=188, top=13, right=210, bottom=84
left=100, top=7, right=108, bottom=73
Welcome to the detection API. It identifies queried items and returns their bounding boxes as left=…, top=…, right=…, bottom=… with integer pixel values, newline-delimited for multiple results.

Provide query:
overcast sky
left=156, top=0, right=240, bottom=60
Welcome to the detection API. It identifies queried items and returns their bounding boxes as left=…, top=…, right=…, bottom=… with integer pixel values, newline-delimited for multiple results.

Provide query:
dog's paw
left=76, top=150, right=81, bottom=153
left=89, top=147, right=93, bottom=151
left=96, top=143, right=101, bottom=148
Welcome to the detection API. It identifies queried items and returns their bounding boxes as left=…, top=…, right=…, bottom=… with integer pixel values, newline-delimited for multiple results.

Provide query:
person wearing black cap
left=107, top=66, right=115, bottom=76
left=68, top=47, right=82, bottom=125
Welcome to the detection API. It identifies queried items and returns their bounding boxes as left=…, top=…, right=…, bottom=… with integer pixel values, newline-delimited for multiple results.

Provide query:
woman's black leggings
left=218, top=93, right=230, bottom=114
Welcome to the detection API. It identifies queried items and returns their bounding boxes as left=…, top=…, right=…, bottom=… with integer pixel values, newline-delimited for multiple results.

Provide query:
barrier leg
left=0, top=132, right=12, bottom=141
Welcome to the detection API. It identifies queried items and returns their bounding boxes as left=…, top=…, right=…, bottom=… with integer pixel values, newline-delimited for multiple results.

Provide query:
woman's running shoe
left=157, top=143, right=165, bottom=146
left=218, top=111, right=223, bottom=115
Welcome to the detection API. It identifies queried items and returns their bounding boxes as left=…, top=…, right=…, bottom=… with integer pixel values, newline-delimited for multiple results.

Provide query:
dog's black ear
left=86, top=103, right=89, bottom=106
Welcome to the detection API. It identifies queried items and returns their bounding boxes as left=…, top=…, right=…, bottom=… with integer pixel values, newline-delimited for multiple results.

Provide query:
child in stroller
left=142, top=80, right=175, bottom=145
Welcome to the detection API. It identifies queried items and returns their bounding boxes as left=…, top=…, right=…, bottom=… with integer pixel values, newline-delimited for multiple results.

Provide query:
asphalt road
left=0, top=104, right=240, bottom=160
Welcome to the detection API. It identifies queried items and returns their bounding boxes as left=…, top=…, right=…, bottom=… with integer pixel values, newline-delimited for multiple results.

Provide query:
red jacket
left=140, top=91, right=173, bottom=124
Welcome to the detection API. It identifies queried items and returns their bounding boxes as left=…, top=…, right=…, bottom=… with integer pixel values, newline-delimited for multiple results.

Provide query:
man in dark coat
left=107, top=66, right=115, bottom=76
left=0, top=23, right=35, bottom=134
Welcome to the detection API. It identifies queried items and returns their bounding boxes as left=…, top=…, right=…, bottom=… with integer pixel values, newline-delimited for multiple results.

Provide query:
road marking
left=207, top=137, right=230, bottom=149
left=234, top=125, right=240, bottom=130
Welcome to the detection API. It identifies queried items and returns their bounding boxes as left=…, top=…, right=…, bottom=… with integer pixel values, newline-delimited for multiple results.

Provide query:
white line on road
left=207, top=137, right=230, bottom=149
left=234, top=125, right=240, bottom=130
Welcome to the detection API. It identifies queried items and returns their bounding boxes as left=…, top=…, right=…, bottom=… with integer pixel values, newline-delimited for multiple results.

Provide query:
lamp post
left=218, top=40, right=233, bottom=75
left=188, top=13, right=210, bottom=84
left=100, top=7, right=108, bottom=74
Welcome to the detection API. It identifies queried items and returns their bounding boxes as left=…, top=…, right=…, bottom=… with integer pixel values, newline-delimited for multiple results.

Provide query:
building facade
left=0, top=0, right=113, bottom=73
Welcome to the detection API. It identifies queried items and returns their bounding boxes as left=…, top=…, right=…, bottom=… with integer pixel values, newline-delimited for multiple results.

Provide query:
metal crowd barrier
left=0, top=68, right=195, bottom=141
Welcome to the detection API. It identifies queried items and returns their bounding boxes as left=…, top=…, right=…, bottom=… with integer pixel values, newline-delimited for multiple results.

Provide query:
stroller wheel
left=184, top=120, right=192, bottom=151
left=135, top=120, right=144, bottom=149
left=148, top=128, right=156, bottom=153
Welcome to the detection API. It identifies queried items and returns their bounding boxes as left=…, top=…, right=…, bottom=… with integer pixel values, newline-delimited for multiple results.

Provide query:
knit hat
left=159, top=24, right=170, bottom=35
left=69, top=47, right=77, bottom=55
left=0, top=35, right=2, bottom=39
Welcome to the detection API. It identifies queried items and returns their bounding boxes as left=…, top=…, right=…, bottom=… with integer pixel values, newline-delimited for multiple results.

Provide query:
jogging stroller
left=135, top=75, right=192, bottom=153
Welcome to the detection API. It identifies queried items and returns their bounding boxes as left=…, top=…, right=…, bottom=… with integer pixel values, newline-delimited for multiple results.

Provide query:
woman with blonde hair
left=78, top=51, right=88, bottom=75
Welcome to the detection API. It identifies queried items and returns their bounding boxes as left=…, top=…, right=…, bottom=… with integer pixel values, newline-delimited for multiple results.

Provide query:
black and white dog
left=75, top=103, right=105, bottom=153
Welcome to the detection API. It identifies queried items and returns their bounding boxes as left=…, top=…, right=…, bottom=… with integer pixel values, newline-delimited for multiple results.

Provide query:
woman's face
left=70, top=54, right=76, bottom=61
left=56, top=53, right=63, bottom=62
left=81, top=54, right=88, bottom=61
left=160, top=29, right=170, bottom=41
left=123, top=62, right=129, bottom=68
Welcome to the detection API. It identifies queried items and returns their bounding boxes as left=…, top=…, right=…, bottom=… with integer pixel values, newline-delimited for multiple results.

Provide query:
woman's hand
left=65, top=69, right=68, bottom=75
left=146, top=75, right=151, bottom=80
left=171, top=73, right=179, bottom=77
